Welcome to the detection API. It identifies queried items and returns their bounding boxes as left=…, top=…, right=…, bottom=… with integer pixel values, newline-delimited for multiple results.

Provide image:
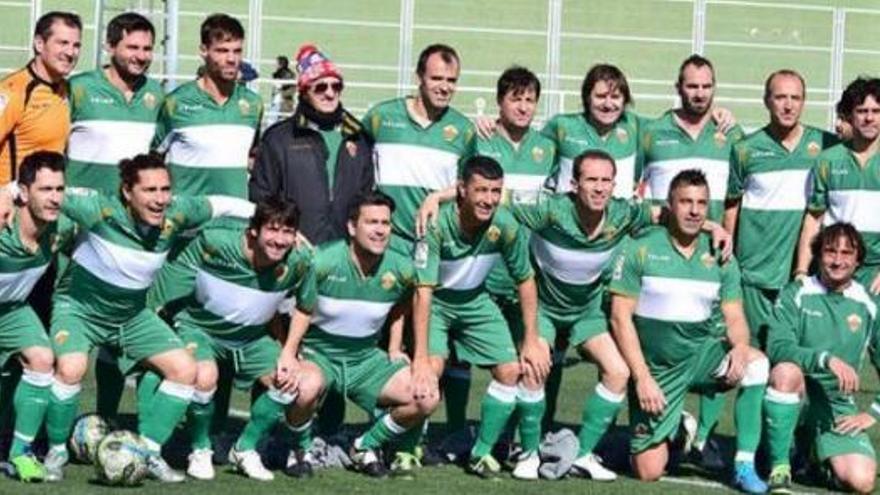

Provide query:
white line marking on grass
left=661, top=476, right=816, bottom=494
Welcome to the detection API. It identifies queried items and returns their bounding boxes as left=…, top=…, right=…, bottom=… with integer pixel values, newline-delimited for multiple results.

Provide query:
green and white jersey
left=60, top=190, right=215, bottom=320
left=0, top=211, right=77, bottom=307
left=542, top=110, right=642, bottom=198
left=303, top=239, right=415, bottom=357
left=474, top=129, right=555, bottom=297
left=154, top=80, right=263, bottom=198
left=728, top=126, right=837, bottom=289
left=67, top=69, right=164, bottom=194
left=640, top=110, right=745, bottom=222
left=416, top=202, right=532, bottom=304
left=174, top=221, right=315, bottom=343
left=808, top=143, right=880, bottom=266
left=363, top=97, right=475, bottom=242
left=766, top=276, right=880, bottom=419
left=609, top=227, right=742, bottom=366
left=514, top=195, right=652, bottom=320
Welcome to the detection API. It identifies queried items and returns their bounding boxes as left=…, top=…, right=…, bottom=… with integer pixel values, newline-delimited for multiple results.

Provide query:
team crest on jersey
left=701, top=252, right=716, bottom=268
left=486, top=225, right=501, bottom=243
left=616, top=127, right=629, bottom=143
left=531, top=146, right=545, bottom=163
left=603, top=226, right=618, bottom=241
left=633, top=422, right=650, bottom=437
left=275, top=264, right=289, bottom=282
left=847, top=313, right=862, bottom=332
left=54, top=330, right=69, bottom=346
left=238, top=98, right=252, bottom=116
left=381, top=271, right=397, bottom=290
left=713, top=131, right=727, bottom=147
left=160, top=219, right=175, bottom=238
left=100, top=207, right=114, bottom=219
left=807, top=141, right=821, bottom=157
left=143, top=92, right=157, bottom=110
left=443, top=125, right=458, bottom=142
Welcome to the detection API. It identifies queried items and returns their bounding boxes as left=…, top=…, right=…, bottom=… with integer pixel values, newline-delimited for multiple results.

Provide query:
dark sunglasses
left=313, top=81, right=344, bottom=94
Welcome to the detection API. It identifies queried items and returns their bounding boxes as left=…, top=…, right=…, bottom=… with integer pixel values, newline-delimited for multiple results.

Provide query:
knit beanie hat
left=295, top=43, right=342, bottom=92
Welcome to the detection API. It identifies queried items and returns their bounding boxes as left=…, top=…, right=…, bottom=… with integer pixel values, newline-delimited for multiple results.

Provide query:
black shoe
left=688, top=438, right=726, bottom=472
left=350, top=446, right=388, bottom=478
left=284, top=450, right=314, bottom=479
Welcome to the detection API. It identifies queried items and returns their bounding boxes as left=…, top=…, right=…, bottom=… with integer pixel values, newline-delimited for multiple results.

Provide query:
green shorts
left=178, top=324, right=278, bottom=390
left=51, top=297, right=184, bottom=374
left=0, top=304, right=51, bottom=368
left=802, top=381, right=877, bottom=461
left=536, top=299, right=608, bottom=350
left=428, top=293, right=517, bottom=366
left=742, top=284, right=778, bottom=348
left=629, top=338, right=731, bottom=454
left=302, top=345, right=406, bottom=413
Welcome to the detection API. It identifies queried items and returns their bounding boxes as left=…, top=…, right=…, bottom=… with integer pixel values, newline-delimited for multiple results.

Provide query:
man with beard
left=724, top=70, right=837, bottom=347
left=249, top=43, right=373, bottom=245
left=639, top=55, right=745, bottom=465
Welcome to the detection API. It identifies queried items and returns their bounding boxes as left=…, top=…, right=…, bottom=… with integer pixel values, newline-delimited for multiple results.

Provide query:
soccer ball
left=68, top=413, right=109, bottom=464
left=95, top=430, right=149, bottom=486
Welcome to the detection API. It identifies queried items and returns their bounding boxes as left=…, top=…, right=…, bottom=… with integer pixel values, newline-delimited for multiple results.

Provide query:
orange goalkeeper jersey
left=0, top=63, right=70, bottom=185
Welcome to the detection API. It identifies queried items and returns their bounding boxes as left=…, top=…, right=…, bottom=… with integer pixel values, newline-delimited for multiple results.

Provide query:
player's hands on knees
left=388, top=349, right=411, bottom=364
left=828, top=356, right=859, bottom=394
left=474, top=115, right=497, bottom=140
left=519, top=338, right=551, bottom=382
left=411, top=358, right=438, bottom=401
left=724, top=345, right=750, bottom=385
left=275, top=350, right=302, bottom=394
left=635, top=374, right=666, bottom=415
left=711, top=107, right=737, bottom=134
left=834, top=413, right=876, bottom=436
left=415, top=193, right=441, bottom=238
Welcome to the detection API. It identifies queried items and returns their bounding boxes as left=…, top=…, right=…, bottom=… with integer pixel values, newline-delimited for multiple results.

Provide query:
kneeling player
left=282, top=192, right=439, bottom=478
left=609, top=170, right=768, bottom=493
left=175, top=199, right=321, bottom=481
left=764, top=223, right=878, bottom=494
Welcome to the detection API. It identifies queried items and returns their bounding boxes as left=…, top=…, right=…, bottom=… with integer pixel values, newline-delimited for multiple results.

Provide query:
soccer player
left=154, top=13, right=262, bottom=198
left=795, top=77, right=880, bottom=294
left=764, top=223, right=878, bottom=494
left=0, top=152, right=76, bottom=481
left=639, top=55, right=745, bottom=463
left=609, top=169, right=768, bottom=493
left=37, top=153, right=253, bottom=482
left=0, top=11, right=81, bottom=185
left=171, top=199, right=319, bottom=481
left=724, top=70, right=838, bottom=346
left=283, top=191, right=439, bottom=478
left=413, top=155, right=550, bottom=478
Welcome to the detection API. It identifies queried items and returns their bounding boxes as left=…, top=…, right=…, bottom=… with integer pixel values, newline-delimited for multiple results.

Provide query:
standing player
left=795, top=77, right=880, bottom=293
left=39, top=153, right=254, bottom=482
left=172, top=200, right=320, bottom=481
left=609, top=169, right=768, bottom=493
left=639, top=55, right=745, bottom=461
left=724, top=70, right=837, bottom=346
left=283, top=192, right=439, bottom=478
left=413, top=156, right=550, bottom=478
left=154, top=13, right=262, bottom=198
left=764, top=223, right=878, bottom=494
left=0, top=153, right=76, bottom=481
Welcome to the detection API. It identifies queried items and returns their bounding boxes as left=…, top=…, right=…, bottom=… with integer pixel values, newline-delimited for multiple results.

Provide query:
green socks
left=236, top=388, right=295, bottom=451
left=139, top=379, right=194, bottom=452
left=94, top=347, right=125, bottom=421
left=358, top=414, right=407, bottom=450
left=733, top=357, right=769, bottom=461
left=764, top=387, right=801, bottom=468
left=516, top=384, right=545, bottom=454
left=577, top=382, right=625, bottom=457
left=46, top=379, right=82, bottom=449
left=288, top=419, right=314, bottom=452
left=187, top=388, right=216, bottom=450
left=9, top=369, right=52, bottom=457
left=471, top=380, right=517, bottom=458
left=443, top=367, right=471, bottom=434
left=137, top=370, right=162, bottom=414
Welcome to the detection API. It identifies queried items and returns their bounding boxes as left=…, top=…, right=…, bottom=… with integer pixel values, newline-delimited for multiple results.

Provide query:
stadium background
left=4, top=0, right=880, bottom=493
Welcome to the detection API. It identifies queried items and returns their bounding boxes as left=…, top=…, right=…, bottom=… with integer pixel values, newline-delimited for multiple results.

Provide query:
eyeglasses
left=312, top=81, right=343, bottom=94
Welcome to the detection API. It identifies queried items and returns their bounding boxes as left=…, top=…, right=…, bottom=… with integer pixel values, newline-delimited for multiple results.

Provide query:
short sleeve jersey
left=608, top=227, right=742, bottom=366
left=303, top=240, right=415, bottom=357
left=807, top=142, right=880, bottom=266
left=174, top=222, right=315, bottom=343
left=766, top=276, right=880, bottom=421
left=0, top=211, right=77, bottom=307
left=474, top=129, right=555, bottom=297
left=640, top=110, right=745, bottom=222
left=542, top=110, right=643, bottom=198
left=416, top=202, right=532, bottom=304
left=67, top=69, right=165, bottom=194
left=727, top=126, right=837, bottom=289
left=514, top=195, right=652, bottom=320
left=363, top=97, right=475, bottom=242
left=154, top=80, right=262, bottom=198
left=61, top=190, right=214, bottom=319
